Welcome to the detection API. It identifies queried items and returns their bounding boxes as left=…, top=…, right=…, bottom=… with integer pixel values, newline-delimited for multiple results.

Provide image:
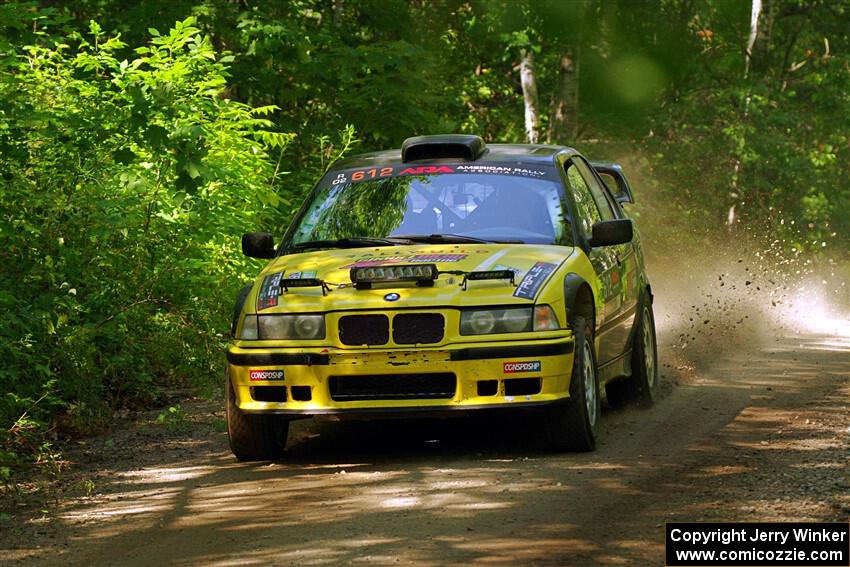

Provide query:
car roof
left=329, top=143, right=581, bottom=171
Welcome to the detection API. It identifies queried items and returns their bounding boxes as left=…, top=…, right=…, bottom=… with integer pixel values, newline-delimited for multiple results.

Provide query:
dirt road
left=3, top=257, right=849, bottom=566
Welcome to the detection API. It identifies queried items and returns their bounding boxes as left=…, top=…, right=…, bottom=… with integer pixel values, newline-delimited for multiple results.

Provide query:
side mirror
left=589, top=219, right=633, bottom=247
left=242, top=232, right=276, bottom=259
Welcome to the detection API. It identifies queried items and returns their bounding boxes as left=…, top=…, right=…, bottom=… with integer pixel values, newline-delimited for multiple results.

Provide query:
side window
left=565, top=161, right=601, bottom=240
left=573, top=158, right=617, bottom=221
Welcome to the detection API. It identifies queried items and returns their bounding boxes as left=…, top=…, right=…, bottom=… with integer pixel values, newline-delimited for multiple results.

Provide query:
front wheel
left=226, top=370, right=289, bottom=461
left=544, top=316, right=600, bottom=452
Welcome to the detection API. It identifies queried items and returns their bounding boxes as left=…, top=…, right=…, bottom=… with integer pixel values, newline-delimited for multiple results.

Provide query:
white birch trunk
left=745, top=0, right=762, bottom=77
left=520, top=49, right=540, bottom=144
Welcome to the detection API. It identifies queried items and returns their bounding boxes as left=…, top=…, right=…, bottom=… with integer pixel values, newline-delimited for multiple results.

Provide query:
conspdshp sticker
left=513, top=262, right=557, bottom=300
left=503, top=361, right=542, bottom=373
left=249, top=370, right=285, bottom=381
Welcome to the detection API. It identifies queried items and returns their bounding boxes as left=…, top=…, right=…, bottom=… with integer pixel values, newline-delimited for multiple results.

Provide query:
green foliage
left=639, top=0, right=850, bottom=246
left=154, top=404, right=186, bottom=431
left=0, top=15, right=295, bottom=469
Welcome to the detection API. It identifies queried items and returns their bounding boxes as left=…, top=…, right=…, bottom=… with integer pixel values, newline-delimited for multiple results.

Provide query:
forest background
left=1, top=0, right=847, bottom=475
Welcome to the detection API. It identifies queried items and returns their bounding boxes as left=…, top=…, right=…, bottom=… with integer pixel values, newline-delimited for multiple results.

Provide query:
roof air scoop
left=401, top=134, right=486, bottom=163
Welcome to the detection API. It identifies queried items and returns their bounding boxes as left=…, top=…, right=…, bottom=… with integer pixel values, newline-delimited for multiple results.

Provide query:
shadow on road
left=6, top=330, right=847, bottom=566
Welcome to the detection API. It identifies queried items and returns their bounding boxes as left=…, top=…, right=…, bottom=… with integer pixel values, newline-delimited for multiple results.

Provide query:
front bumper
left=226, top=336, right=575, bottom=416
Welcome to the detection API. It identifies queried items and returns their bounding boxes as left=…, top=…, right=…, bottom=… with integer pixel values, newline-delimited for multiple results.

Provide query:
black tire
left=226, top=370, right=289, bottom=461
left=544, top=316, right=600, bottom=452
left=605, top=296, right=659, bottom=408
left=630, top=298, right=659, bottom=406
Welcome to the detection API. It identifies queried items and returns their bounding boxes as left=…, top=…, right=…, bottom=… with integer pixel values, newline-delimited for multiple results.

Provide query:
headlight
left=461, top=307, right=532, bottom=335
left=238, top=315, right=325, bottom=340
left=258, top=315, right=293, bottom=338
left=467, top=310, right=497, bottom=334
left=460, top=305, right=560, bottom=335
left=502, top=308, right=532, bottom=332
left=293, top=315, right=323, bottom=338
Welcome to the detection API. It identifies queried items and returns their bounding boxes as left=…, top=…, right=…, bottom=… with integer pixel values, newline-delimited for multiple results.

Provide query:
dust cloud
left=619, top=153, right=849, bottom=384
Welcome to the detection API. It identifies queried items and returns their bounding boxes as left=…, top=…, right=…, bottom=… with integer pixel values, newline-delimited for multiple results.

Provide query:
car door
left=564, top=159, right=624, bottom=366
left=573, top=157, right=639, bottom=362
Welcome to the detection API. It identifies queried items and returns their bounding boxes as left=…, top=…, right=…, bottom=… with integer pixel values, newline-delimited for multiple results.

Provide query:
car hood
left=250, top=244, right=572, bottom=313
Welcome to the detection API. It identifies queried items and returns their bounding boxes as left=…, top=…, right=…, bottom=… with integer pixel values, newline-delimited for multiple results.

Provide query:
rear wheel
left=226, top=370, right=289, bottom=461
left=631, top=299, right=659, bottom=406
left=605, top=296, right=659, bottom=407
left=544, top=316, right=600, bottom=452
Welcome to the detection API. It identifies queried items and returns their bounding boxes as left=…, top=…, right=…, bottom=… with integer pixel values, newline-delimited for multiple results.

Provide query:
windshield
left=287, top=164, right=572, bottom=247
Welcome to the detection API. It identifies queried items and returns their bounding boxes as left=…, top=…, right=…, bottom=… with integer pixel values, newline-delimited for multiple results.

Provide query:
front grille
left=329, top=373, right=456, bottom=401
left=392, top=313, right=444, bottom=344
left=338, top=314, right=389, bottom=345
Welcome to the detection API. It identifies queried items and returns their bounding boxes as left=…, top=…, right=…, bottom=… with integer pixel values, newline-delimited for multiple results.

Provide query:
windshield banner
left=326, top=162, right=559, bottom=187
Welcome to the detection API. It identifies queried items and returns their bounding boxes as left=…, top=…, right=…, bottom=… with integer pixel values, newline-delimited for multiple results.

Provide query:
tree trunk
left=519, top=48, right=540, bottom=144
left=745, top=0, right=763, bottom=77
left=547, top=48, right=578, bottom=144
left=733, top=0, right=764, bottom=232
left=333, top=0, right=344, bottom=28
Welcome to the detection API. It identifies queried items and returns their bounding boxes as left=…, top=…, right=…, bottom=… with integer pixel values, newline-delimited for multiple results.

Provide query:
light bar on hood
left=350, top=264, right=438, bottom=289
left=461, top=269, right=516, bottom=290
left=282, top=278, right=330, bottom=296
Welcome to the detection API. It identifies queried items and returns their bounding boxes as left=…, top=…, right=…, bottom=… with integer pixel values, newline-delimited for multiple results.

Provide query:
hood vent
left=401, top=134, right=486, bottom=162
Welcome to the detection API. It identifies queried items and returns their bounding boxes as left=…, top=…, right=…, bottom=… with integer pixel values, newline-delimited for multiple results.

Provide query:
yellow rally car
left=226, top=135, right=658, bottom=460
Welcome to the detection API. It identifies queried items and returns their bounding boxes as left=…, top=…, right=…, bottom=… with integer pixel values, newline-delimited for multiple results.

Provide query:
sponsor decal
left=410, top=253, right=466, bottom=263
left=327, top=162, right=557, bottom=189
left=513, top=261, right=557, bottom=300
left=257, top=271, right=284, bottom=310
left=249, top=369, right=285, bottom=381
left=493, top=263, right=522, bottom=276
left=287, top=270, right=317, bottom=280
left=454, top=164, right=551, bottom=178
left=341, top=253, right=466, bottom=269
left=398, top=165, right=455, bottom=176
left=351, top=167, right=395, bottom=182
left=503, top=361, right=542, bottom=373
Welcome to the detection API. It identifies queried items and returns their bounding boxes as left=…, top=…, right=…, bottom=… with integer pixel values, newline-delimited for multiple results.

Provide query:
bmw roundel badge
left=383, top=292, right=401, bottom=302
